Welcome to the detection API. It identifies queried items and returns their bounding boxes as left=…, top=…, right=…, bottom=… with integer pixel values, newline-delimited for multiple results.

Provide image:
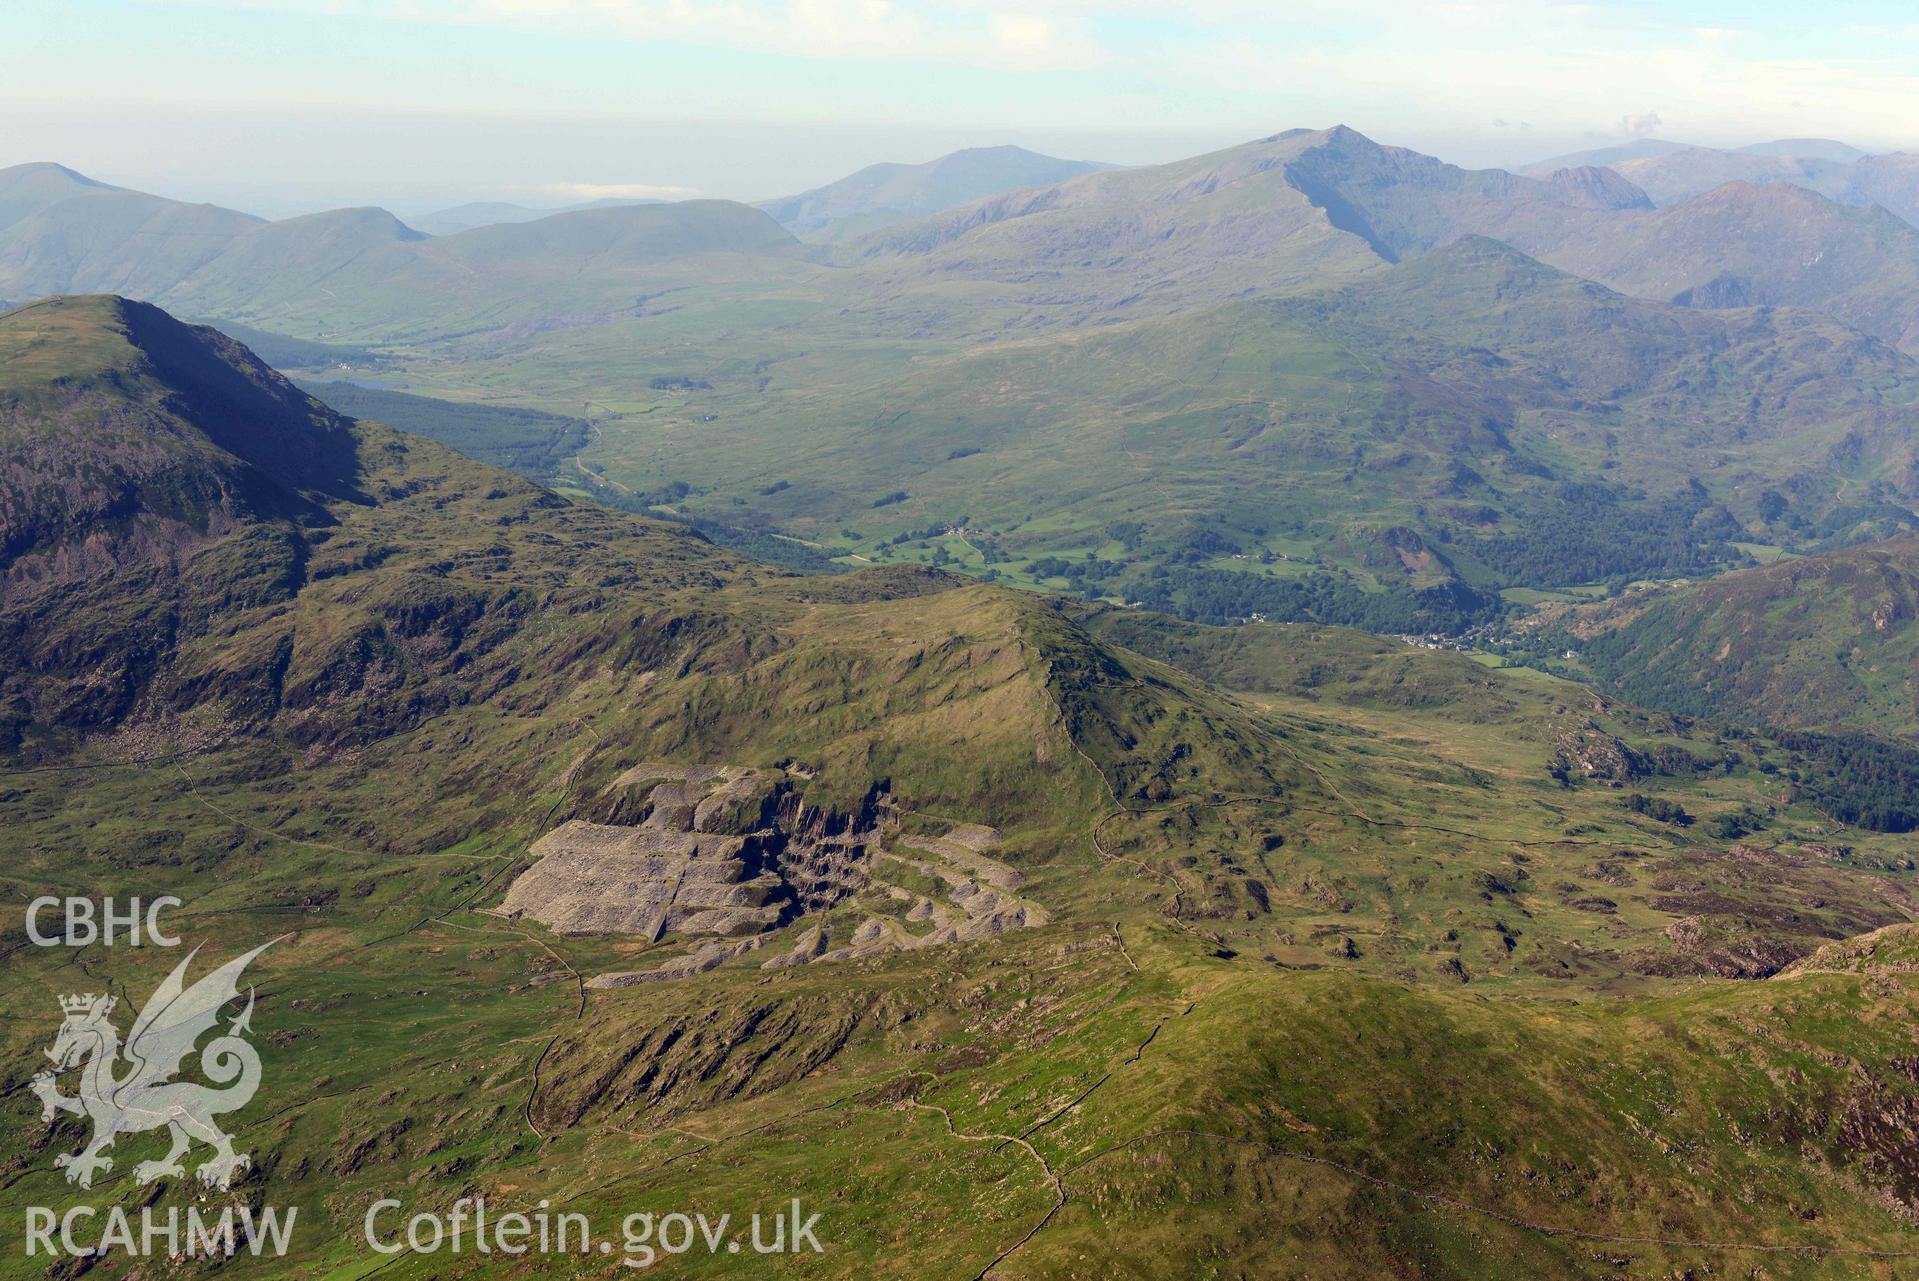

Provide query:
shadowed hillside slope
left=0, top=294, right=739, bottom=750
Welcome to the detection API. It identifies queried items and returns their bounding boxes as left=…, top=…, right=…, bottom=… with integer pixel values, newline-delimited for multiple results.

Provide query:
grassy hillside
left=9, top=299, right=1919, bottom=1275
left=0, top=294, right=740, bottom=753
left=504, top=237, right=1919, bottom=628
left=1538, top=533, right=1919, bottom=745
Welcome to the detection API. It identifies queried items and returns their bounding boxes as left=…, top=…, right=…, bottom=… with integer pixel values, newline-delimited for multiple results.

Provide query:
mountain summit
left=0, top=162, right=263, bottom=299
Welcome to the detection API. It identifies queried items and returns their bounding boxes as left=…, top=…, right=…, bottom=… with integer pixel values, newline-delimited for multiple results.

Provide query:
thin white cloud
left=289, top=0, right=1106, bottom=71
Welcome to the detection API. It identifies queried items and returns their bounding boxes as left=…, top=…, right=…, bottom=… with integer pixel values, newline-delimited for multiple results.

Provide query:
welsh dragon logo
left=29, top=940, right=279, bottom=1191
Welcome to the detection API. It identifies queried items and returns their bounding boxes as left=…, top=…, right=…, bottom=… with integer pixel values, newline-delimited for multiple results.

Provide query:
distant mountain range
left=756, top=144, right=1107, bottom=242
left=1523, top=136, right=1919, bottom=227
left=10, top=125, right=1919, bottom=635
left=1544, top=179, right=1919, bottom=350
left=406, top=196, right=661, bottom=236
left=829, top=127, right=1919, bottom=353
left=12, top=129, right=1919, bottom=348
left=844, top=126, right=1665, bottom=334
left=0, top=160, right=802, bottom=337
left=399, top=146, right=1106, bottom=239
left=1528, top=137, right=1868, bottom=173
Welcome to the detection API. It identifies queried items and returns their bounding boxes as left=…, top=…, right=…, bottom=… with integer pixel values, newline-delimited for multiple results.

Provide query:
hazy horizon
left=6, top=117, right=1906, bottom=225
left=9, top=0, right=1919, bottom=219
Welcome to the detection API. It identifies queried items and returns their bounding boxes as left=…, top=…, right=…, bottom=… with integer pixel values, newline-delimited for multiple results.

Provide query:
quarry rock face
left=501, top=821, right=786, bottom=939
left=500, top=762, right=1047, bottom=983
left=501, top=765, right=861, bottom=939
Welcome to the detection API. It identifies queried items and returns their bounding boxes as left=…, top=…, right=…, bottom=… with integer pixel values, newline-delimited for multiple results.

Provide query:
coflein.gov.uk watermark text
left=366, top=1197, right=824, bottom=1268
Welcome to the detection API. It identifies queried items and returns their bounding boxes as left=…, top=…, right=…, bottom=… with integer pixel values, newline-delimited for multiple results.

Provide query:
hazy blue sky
left=6, top=1, right=1917, bottom=217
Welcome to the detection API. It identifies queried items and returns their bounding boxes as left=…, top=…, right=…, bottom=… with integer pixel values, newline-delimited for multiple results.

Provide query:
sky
left=5, top=0, right=1919, bottom=218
